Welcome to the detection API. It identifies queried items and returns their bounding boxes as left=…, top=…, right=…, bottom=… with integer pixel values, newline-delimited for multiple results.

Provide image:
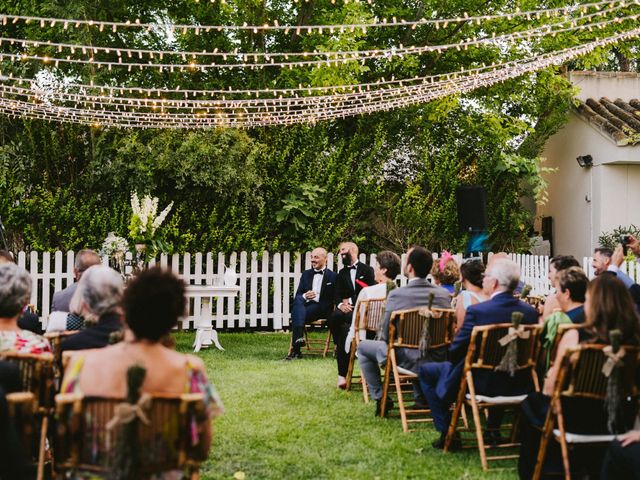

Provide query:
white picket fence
left=14, top=250, right=638, bottom=330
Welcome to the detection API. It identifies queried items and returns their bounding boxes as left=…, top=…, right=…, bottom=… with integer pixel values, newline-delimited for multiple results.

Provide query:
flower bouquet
left=100, top=232, right=129, bottom=273
left=128, top=192, right=173, bottom=265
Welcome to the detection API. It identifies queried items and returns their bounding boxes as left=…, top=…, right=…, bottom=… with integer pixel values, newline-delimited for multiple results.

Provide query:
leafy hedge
left=0, top=72, right=574, bottom=254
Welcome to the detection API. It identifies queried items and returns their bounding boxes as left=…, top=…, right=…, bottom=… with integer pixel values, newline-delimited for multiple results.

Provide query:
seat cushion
left=465, top=393, right=527, bottom=404
left=552, top=429, right=616, bottom=444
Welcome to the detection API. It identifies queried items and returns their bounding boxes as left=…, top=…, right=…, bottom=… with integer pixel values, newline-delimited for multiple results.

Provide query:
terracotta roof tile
left=575, top=97, right=640, bottom=146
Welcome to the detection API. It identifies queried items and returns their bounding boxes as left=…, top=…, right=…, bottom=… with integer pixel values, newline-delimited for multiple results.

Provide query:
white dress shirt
left=310, top=270, right=324, bottom=302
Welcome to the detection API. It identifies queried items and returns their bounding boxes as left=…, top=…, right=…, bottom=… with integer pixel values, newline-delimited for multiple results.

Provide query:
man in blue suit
left=419, top=258, right=538, bottom=449
left=286, top=247, right=337, bottom=360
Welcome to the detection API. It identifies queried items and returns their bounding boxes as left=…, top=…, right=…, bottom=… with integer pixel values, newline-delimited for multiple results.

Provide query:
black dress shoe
left=284, top=352, right=303, bottom=360
left=432, top=432, right=461, bottom=450
left=483, top=430, right=507, bottom=446
left=375, top=397, right=394, bottom=417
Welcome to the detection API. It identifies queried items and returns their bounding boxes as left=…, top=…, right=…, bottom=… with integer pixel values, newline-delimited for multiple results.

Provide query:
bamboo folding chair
left=532, top=344, right=640, bottom=480
left=380, top=307, right=456, bottom=433
left=0, top=352, right=55, bottom=480
left=345, top=297, right=386, bottom=402
left=44, top=330, right=79, bottom=387
left=54, top=392, right=210, bottom=479
left=444, top=323, right=542, bottom=471
left=6, top=391, right=37, bottom=462
left=287, top=318, right=333, bottom=358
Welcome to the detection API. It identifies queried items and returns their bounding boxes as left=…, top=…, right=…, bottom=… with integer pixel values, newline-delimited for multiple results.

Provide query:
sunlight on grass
left=175, top=332, right=517, bottom=479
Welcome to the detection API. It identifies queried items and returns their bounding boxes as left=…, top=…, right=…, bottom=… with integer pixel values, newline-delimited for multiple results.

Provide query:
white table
left=186, top=285, right=240, bottom=352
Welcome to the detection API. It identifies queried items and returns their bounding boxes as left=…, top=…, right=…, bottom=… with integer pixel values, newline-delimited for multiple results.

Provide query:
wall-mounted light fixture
left=576, top=154, right=593, bottom=168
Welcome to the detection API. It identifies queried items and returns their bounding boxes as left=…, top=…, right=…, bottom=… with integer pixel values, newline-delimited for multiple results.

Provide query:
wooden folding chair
left=44, top=330, right=79, bottom=387
left=444, top=323, right=542, bottom=471
left=287, top=318, right=333, bottom=358
left=380, top=307, right=456, bottom=432
left=345, top=297, right=386, bottom=402
left=54, top=392, right=210, bottom=479
left=536, top=323, right=584, bottom=385
left=0, top=352, right=55, bottom=480
left=533, top=344, right=640, bottom=480
left=6, top=391, right=37, bottom=461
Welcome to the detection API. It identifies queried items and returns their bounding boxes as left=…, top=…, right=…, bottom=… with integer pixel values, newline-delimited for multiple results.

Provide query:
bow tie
left=313, top=270, right=324, bottom=275
left=347, top=265, right=356, bottom=270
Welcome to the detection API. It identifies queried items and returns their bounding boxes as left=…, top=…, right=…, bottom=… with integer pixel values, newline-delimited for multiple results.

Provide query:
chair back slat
left=362, top=298, right=386, bottom=332
left=468, top=324, right=541, bottom=371
left=561, top=345, right=640, bottom=400
left=55, top=393, right=208, bottom=474
left=0, top=352, right=54, bottom=412
left=390, top=308, right=456, bottom=350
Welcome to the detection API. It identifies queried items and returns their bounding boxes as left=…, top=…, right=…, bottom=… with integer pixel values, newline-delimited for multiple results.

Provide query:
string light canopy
left=1, top=0, right=635, bottom=35
left=0, top=8, right=633, bottom=71
left=0, top=2, right=639, bottom=128
left=0, top=27, right=638, bottom=129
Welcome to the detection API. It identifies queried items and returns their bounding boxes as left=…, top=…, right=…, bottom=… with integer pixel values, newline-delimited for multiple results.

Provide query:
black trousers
left=327, top=309, right=351, bottom=377
left=601, top=440, right=640, bottom=480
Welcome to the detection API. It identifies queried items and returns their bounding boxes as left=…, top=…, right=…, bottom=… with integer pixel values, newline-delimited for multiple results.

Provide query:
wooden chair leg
left=390, top=356, right=409, bottom=432
left=37, top=415, right=48, bottom=480
left=345, top=339, right=357, bottom=389
left=445, top=377, right=468, bottom=452
left=556, top=405, right=572, bottom=480
left=362, top=374, right=370, bottom=404
left=466, top=373, right=489, bottom=471
left=322, top=329, right=332, bottom=358
left=460, top=403, right=469, bottom=430
left=532, top=408, right=555, bottom=480
left=380, top=349, right=393, bottom=416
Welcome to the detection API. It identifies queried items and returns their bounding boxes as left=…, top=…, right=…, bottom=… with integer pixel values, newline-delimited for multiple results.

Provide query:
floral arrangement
left=100, top=232, right=129, bottom=257
left=128, top=192, right=174, bottom=244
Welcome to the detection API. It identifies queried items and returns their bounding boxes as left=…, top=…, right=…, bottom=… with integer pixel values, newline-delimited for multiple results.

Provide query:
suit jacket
left=51, top=282, right=77, bottom=312
left=379, top=278, right=452, bottom=371
left=60, top=313, right=122, bottom=352
left=294, top=268, right=337, bottom=314
left=334, top=262, right=375, bottom=307
left=436, top=291, right=538, bottom=400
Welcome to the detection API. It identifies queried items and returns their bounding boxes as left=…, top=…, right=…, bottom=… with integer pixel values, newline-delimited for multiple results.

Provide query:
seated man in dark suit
left=328, top=242, right=375, bottom=389
left=51, top=249, right=101, bottom=313
left=60, top=265, right=124, bottom=352
left=285, top=247, right=337, bottom=360
left=419, top=258, right=538, bottom=449
left=357, top=246, right=451, bottom=415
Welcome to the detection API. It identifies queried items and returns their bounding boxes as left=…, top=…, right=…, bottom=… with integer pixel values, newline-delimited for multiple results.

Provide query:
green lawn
left=174, top=332, right=517, bottom=479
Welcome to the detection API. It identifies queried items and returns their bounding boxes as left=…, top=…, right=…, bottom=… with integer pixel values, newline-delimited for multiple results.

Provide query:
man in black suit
left=328, top=242, right=375, bottom=389
left=419, top=258, right=538, bottom=449
left=286, top=247, right=337, bottom=360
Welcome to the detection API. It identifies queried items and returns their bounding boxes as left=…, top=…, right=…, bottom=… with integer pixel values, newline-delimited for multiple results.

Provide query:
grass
left=174, top=331, right=518, bottom=480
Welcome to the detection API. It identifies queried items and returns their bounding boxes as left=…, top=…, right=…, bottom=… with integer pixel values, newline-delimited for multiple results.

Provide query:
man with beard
left=328, top=242, right=375, bottom=389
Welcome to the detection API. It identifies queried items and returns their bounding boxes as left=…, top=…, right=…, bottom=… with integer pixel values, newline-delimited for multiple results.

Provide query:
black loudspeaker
left=456, top=185, right=488, bottom=233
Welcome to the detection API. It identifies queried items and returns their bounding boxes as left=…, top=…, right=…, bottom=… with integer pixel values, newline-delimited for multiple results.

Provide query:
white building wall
left=539, top=72, right=640, bottom=259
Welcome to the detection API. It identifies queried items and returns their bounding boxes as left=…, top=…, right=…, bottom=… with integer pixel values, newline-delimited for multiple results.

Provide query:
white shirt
left=310, top=270, right=324, bottom=302
left=349, top=261, right=359, bottom=289
left=344, top=282, right=388, bottom=352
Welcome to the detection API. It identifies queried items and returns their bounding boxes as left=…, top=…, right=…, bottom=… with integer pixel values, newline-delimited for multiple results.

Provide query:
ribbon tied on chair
left=106, top=393, right=152, bottom=431
left=602, top=345, right=626, bottom=378
left=498, top=325, right=530, bottom=347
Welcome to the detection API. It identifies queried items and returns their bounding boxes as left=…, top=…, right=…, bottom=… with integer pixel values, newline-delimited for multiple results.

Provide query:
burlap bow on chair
left=602, top=345, right=626, bottom=378
left=106, top=393, right=152, bottom=431
left=498, top=325, right=530, bottom=347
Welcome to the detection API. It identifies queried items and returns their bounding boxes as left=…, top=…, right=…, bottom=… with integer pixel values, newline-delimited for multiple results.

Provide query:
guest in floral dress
left=62, top=267, right=223, bottom=453
left=0, top=263, right=50, bottom=354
